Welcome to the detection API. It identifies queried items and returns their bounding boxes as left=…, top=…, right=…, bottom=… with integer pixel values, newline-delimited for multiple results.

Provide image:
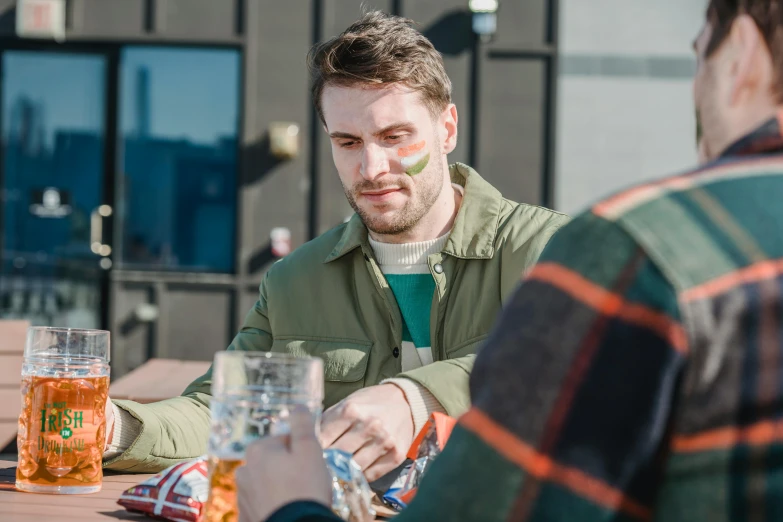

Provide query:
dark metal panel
left=109, top=283, right=154, bottom=378
left=100, top=47, right=120, bottom=333
left=403, top=1, right=472, bottom=166
left=478, top=57, right=546, bottom=205
left=68, top=0, right=146, bottom=39
left=0, top=0, right=16, bottom=36
left=494, top=0, right=549, bottom=49
left=162, top=287, right=233, bottom=361
left=315, top=0, right=392, bottom=236
left=543, top=0, right=559, bottom=208
left=155, top=0, right=237, bottom=41
left=306, top=0, right=323, bottom=240
left=239, top=0, right=311, bottom=278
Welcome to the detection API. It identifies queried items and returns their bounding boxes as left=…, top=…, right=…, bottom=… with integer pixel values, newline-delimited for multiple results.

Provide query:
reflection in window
left=1, top=52, right=106, bottom=329
left=118, top=47, right=240, bottom=273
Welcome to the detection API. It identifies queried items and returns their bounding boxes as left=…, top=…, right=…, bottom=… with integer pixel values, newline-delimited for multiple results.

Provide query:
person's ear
left=728, top=14, right=771, bottom=107
left=441, top=104, right=458, bottom=155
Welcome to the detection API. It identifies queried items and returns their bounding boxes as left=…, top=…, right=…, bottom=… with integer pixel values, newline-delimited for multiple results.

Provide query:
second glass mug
left=16, top=327, right=111, bottom=495
left=202, top=351, right=325, bottom=522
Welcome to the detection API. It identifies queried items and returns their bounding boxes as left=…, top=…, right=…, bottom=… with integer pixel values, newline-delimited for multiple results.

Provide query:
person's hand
left=104, top=396, right=115, bottom=451
left=320, top=384, right=413, bottom=482
left=236, top=409, right=332, bottom=522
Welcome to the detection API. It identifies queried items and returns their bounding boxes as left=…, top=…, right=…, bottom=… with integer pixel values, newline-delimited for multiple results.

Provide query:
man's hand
left=236, top=409, right=332, bottom=522
left=104, top=396, right=115, bottom=451
left=320, top=384, right=413, bottom=482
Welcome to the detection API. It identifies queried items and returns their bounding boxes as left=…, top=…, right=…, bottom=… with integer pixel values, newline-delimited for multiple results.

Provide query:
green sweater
left=369, top=233, right=450, bottom=435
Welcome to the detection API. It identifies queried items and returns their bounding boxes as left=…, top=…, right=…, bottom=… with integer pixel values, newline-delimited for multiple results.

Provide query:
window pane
left=1, top=51, right=106, bottom=329
left=118, top=47, right=240, bottom=273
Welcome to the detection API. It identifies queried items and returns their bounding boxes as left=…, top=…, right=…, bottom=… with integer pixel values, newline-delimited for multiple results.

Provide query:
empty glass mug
left=16, top=327, right=110, bottom=494
left=202, top=351, right=324, bottom=522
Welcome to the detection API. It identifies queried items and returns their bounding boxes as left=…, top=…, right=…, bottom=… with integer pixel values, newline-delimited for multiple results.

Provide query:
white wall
left=555, top=0, right=708, bottom=215
left=560, top=0, right=707, bottom=55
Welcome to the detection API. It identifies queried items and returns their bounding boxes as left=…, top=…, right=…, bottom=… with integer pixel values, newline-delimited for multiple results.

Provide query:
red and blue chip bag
left=117, top=456, right=209, bottom=522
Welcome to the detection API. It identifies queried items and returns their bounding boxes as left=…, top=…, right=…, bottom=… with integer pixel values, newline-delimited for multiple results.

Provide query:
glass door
left=0, top=50, right=109, bottom=329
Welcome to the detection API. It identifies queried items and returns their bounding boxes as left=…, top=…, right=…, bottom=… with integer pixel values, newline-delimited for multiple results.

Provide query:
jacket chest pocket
left=270, top=337, right=373, bottom=407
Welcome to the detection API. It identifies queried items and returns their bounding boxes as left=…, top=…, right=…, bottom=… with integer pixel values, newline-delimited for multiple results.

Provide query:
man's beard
left=343, top=161, right=444, bottom=236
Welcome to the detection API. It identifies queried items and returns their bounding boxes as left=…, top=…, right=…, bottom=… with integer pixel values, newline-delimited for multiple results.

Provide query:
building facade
left=0, top=0, right=558, bottom=377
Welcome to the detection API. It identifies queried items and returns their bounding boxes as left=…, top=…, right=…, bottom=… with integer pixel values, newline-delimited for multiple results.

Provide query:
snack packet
left=117, top=456, right=209, bottom=522
left=325, top=448, right=376, bottom=522
left=382, top=412, right=456, bottom=511
left=118, top=451, right=374, bottom=522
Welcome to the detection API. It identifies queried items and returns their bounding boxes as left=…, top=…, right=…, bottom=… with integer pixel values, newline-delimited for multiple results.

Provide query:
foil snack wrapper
left=324, top=448, right=376, bottom=522
left=382, top=412, right=456, bottom=512
left=117, top=451, right=374, bottom=522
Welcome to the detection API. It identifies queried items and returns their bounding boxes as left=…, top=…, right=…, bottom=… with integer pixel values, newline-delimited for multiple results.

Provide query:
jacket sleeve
left=397, top=210, right=570, bottom=418
left=104, top=273, right=275, bottom=473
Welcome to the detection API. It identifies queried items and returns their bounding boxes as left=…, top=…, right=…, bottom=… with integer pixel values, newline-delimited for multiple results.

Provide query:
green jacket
left=106, top=163, right=569, bottom=472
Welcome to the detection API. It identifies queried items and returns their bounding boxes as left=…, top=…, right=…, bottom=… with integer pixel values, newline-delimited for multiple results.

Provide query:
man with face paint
left=233, top=1, right=783, bottom=521
left=101, top=11, right=568, bottom=481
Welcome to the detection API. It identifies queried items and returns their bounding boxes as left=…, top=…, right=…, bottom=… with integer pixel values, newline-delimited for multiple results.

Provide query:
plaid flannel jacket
left=391, top=113, right=783, bottom=522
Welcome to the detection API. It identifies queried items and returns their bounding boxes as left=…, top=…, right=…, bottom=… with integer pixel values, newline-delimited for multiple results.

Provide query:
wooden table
left=0, top=455, right=395, bottom=521
left=109, top=359, right=211, bottom=404
left=0, top=455, right=153, bottom=521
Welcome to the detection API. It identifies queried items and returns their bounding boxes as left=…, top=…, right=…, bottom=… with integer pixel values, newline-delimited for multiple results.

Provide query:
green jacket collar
left=324, top=163, right=503, bottom=263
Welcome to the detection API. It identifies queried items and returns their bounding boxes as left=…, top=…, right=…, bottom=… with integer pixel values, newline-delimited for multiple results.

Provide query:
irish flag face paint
left=398, top=140, right=430, bottom=176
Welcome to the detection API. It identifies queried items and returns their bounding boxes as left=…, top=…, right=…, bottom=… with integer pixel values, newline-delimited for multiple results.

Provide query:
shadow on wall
left=239, top=133, right=292, bottom=275
left=246, top=241, right=275, bottom=274
left=422, top=9, right=473, bottom=56
left=240, top=133, right=287, bottom=187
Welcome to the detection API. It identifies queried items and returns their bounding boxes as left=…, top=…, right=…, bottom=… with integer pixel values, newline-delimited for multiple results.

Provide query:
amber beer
left=202, top=352, right=324, bottom=521
left=16, top=327, right=110, bottom=495
left=202, top=456, right=244, bottom=522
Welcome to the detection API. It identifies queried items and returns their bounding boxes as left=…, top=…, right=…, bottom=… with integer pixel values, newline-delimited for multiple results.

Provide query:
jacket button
left=433, top=263, right=443, bottom=274
left=393, top=347, right=400, bottom=358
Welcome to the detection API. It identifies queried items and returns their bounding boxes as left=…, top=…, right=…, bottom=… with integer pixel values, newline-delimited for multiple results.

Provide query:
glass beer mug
left=16, top=327, right=110, bottom=494
left=202, top=351, right=324, bottom=522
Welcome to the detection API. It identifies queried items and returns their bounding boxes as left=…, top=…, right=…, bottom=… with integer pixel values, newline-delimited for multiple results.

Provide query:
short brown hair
left=307, top=10, right=452, bottom=125
left=706, top=0, right=783, bottom=100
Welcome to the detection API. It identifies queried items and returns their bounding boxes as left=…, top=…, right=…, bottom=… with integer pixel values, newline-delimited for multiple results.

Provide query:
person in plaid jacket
left=236, top=1, right=783, bottom=520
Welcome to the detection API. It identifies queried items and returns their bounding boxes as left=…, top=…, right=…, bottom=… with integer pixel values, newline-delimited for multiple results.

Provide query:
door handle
left=90, top=210, right=102, bottom=253
left=90, top=205, right=113, bottom=257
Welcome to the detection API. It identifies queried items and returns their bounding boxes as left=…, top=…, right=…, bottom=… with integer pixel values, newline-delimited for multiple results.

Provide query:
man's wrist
left=385, top=382, right=415, bottom=436
left=382, top=378, right=445, bottom=438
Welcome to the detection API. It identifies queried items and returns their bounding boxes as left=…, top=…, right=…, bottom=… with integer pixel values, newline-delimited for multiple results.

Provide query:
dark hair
left=706, top=0, right=783, bottom=99
left=307, top=10, right=452, bottom=125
